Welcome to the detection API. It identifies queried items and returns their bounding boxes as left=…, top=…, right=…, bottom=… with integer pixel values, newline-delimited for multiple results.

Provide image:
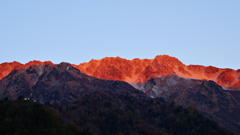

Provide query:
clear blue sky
left=0, top=1, right=239, bottom=69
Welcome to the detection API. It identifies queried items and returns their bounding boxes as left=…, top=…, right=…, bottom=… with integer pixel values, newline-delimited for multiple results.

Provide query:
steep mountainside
left=1, top=55, right=240, bottom=134
left=143, top=75, right=240, bottom=134
left=0, top=62, right=144, bottom=105
left=0, top=60, right=54, bottom=80
left=0, top=61, right=234, bottom=134
left=1, top=55, right=240, bottom=89
left=74, top=55, right=240, bottom=90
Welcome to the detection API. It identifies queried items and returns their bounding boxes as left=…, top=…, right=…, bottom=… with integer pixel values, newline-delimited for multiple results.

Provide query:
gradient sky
left=0, top=1, right=239, bottom=69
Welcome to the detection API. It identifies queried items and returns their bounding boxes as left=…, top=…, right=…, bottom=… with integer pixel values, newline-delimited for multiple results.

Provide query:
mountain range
left=1, top=55, right=240, bottom=90
left=0, top=55, right=240, bottom=134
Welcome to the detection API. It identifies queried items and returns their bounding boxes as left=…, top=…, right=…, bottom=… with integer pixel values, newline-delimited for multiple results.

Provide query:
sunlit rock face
left=1, top=55, right=240, bottom=89
left=0, top=60, right=54, bottom=80
left=0, top=61, right=22, bottom=80
left=73, top=55, right=240, bottom=90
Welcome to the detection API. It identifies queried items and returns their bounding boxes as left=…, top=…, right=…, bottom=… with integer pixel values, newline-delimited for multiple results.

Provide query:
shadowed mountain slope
left=56, top=89, right=232, bottom=135
left=0, top=62, right=144, bottom=105
left=142, top=75, right=240, bottom=134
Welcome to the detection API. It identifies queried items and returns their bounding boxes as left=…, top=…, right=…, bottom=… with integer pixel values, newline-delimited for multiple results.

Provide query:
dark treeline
left=0, top=97, right=90, bottom=135
left=54, top=90, right=233, bottom=135
left=0, top=90, right=234, bottom=135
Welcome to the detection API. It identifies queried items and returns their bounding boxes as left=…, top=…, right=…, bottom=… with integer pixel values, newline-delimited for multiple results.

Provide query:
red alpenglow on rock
left=0, top=60, right=54, bottom=80
left=73, top=55, right=240, bottom=90
left=1, top=55, right=240, bottom=90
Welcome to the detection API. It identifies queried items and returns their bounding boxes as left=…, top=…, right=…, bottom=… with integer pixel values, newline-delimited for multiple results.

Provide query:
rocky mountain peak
left=1, top=55, right=240, bottom=89
left=74, top=55, right=240, bottom=90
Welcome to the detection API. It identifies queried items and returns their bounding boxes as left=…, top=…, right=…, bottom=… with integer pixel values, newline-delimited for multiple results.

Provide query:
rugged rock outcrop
left=73, top=55, right=240, bottom=90
left=0, top=60, right=54, bottom=80
left=143, top=74, right=240, bottom=134
left=0, top=62, right=144, bottom=105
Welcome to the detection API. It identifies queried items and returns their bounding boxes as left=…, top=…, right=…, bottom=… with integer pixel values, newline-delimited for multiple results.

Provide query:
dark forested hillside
left=55, top=90, right=233, bottom=135
left=0, top=91, right=234, bottom=135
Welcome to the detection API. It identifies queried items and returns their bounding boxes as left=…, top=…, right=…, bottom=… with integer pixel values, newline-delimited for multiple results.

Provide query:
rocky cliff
left=73, top=55, right=240, bottom=90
